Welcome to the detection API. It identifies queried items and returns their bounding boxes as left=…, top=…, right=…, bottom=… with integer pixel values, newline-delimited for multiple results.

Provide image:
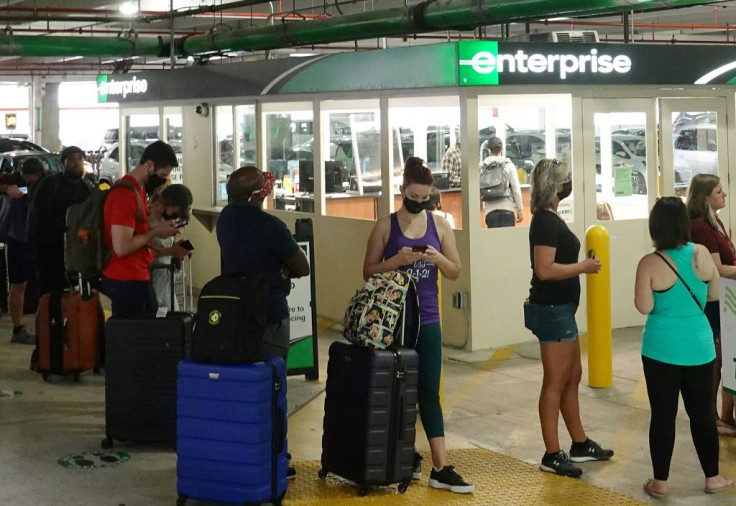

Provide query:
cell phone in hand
left=179, top=240, right=194, bottom=251
left=173, top=219, right=189, bottom=229
left=412, top=245, right=428, bottom=253
left=19, top=186, right=28, bottom=195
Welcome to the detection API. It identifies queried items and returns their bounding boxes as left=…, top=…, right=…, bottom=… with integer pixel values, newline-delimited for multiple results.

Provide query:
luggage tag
left=156, top=307, right=169, bottom=318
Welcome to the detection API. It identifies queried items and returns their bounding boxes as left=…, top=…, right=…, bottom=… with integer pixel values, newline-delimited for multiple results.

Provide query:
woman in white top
left=149, top=184, right=193, bottom=310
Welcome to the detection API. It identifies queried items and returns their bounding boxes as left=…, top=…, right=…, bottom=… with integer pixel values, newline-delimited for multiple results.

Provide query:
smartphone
left=179, top=239, right=194, bottom=251
left=173, top=220, right=189, bottom=229
left=412, top=245, right=428, bottom=253
left=19, top=186, right=28, bottom=195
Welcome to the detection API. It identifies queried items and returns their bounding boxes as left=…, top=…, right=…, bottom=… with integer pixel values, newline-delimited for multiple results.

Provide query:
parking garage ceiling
left=0, top=0, right=735, bottom=76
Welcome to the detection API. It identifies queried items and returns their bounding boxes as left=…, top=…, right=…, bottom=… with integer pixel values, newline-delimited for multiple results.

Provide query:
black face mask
left=145, top=171, right=167, bottom=195
left=557, top=180, right=573, bottom=201
left=403, top=197, right=429, bottom=214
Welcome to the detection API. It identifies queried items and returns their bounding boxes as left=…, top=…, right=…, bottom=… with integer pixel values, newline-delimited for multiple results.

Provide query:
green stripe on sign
left=278, top=44, right=457, bottom=94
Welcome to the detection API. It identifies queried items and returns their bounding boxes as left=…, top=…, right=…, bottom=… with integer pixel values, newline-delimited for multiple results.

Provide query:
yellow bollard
left=586, top=225, right=612, bottom=388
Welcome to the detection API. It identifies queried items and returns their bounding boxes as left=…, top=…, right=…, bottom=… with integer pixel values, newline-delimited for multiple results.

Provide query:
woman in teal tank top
left=635, top=197, right=732, bottom=497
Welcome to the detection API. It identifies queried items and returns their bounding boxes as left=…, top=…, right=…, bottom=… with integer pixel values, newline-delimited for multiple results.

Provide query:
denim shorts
left=523, top=300, right=579, bottom=344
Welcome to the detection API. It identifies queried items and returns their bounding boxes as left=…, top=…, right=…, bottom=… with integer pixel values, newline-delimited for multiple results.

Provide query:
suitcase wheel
left=357, top=485, right=368, bottom=497
left=176, top=495, right=187, bottom=506
left=317, top=469, right=328, bottom=479
left=101, top=437, right=113, bottom=449
left=398, top=480, right=410, bottom=493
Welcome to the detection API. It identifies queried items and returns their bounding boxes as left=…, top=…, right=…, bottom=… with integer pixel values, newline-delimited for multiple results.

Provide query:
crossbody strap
left=653, top=251, right=703, bottom=311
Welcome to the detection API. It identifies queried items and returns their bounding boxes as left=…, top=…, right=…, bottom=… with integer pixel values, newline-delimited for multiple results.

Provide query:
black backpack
left=479, top=158, right=511, bottom=202
left=191, top=274, right=267, bottom=364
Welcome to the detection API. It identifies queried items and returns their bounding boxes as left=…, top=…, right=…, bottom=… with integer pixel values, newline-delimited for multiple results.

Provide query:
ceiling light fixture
left=119, top=2, right=139, bottom=16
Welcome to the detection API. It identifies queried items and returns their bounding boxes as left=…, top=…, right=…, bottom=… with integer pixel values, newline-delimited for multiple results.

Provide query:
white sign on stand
left=720, top=278, right=736, bottom=395
left=288, top=241, right=313, bottom=342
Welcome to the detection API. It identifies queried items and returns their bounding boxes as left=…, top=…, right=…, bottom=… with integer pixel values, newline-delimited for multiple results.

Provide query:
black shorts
left=6, top=239, right=35, bottom=284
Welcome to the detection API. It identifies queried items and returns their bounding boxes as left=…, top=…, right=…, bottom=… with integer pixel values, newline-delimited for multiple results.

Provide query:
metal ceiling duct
left=178, top=0, right=726, bottom=54
left=0, top=0, right=725, bottom=58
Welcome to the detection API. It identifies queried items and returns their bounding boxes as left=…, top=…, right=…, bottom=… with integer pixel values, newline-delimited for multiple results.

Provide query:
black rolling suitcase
left=319, top=341, right=418, bottom=496
left=102, top=312, right=193, bottom=448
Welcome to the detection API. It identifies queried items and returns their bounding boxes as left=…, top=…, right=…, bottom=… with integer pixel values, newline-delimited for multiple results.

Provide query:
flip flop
left=704, top=480, right=734, bottom=494
left=716, top=420, right=736, bottom=438
left=643, top=479, right=667, bottom=499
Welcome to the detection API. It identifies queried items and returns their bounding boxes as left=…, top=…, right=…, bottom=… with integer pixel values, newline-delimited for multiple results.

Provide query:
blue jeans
left=523, top=301, right=579, bottom=343
left=101, top=276, right=157, bottom=319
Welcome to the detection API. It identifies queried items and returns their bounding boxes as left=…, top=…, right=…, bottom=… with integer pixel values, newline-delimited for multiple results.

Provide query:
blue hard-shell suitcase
left=176, top=357, right=288, bottom=506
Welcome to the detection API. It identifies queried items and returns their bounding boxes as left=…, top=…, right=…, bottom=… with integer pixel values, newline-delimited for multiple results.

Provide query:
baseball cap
left=60, top=145, right=85, bottom=163
left=488, top=136, right=503, bottom=152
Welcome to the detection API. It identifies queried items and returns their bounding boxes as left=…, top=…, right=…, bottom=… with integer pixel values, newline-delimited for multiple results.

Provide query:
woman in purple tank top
left=362, top=157, right=474, bottom=494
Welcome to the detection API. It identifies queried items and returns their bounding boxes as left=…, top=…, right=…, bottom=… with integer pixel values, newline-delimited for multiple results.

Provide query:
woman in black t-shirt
left=524, top=158, right=613, bottom=478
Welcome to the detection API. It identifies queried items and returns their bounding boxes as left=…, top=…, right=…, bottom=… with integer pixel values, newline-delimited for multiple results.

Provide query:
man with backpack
left=217, top=165, right=310, bottom=361
left=33, top=146, right=94, bottom=295
left=101, top=140, right=180, bottom=318
left=480, top=136, right=523, bottom=228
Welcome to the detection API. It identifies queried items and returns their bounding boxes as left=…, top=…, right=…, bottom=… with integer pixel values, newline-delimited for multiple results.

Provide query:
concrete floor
left=2, top=317, right=736, bottom=504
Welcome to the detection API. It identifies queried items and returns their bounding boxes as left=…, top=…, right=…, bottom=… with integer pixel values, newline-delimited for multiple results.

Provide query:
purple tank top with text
left=384, top=211, right=441, bottom=325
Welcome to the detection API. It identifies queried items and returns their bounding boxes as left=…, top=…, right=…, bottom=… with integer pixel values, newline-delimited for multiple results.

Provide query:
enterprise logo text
left=461, top=49, right=631, bottom=80
left=98, top=76, right=148, bottom=99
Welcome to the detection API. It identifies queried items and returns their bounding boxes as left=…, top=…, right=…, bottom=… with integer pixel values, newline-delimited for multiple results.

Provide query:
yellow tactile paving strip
left=284, top=448, right=645, bottom=505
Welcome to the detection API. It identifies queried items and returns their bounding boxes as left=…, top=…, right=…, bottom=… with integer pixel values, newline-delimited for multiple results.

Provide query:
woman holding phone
left=149, top=184, right=193, bottom=310
left=524, top=158, right=613, bottom=478
left=362, top=157, right=473, bottom=494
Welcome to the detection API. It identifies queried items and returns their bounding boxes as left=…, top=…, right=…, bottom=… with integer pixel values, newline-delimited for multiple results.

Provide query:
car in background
left=0, top=150, right=63, bottom=175
left=98, top=141, right=148, bottom=185
left=673, top=123, right=719, bottom=188
left=505, top=130, right=571, bottom=175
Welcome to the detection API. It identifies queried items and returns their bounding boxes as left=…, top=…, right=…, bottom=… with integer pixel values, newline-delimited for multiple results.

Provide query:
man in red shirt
left=101, top=140, right=181, bottom=318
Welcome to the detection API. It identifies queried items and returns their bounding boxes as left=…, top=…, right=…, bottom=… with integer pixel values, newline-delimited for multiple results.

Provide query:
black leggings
left=642, top=356, right=719, bottom=480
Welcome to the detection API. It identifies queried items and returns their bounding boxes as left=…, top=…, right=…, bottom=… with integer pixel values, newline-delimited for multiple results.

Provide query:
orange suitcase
left=36, top=289, right=100, bottom=382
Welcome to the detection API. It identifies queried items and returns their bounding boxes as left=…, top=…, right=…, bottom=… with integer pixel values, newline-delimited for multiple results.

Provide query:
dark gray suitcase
left=101, top=312, right=193, bottom=448
left=319, top=341, right=418, bottom=496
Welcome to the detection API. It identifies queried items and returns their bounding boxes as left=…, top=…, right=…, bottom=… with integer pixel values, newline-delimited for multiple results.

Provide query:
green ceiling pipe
left=0, top=34, right=163, bottom=58
left=179, top=0, right=721, bottom=55
left=0, top=0, right=721, bottom=58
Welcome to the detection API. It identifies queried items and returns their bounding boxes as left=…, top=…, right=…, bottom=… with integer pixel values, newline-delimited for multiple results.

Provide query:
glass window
left=321, top=99, right=381, bottom=220
left=478, top=95, right=572, bottom=227
left=215, top=105, right=234, bottom=206
left=390, top=96, right=461, bottom=229
left=594, top=112, right=648, bottom=220
left=671, top=110, right=718, bottom=195
left=264, top=102, right=313, bottom=214
left=125, top=112, right=160, bottom=173
left=163, top=108, right=183, bottom=184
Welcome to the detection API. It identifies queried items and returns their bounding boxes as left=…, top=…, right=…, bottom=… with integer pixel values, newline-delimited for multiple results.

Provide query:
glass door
left=581, top=99, right=657, bottom=225
left=660, top=98, right=729, bottom=232
left=581, top=98, right=657, bottom=328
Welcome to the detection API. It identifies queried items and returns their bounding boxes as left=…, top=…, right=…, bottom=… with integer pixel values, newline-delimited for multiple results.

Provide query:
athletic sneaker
left=412, top=452, right=423, bottom=480
left=10, top=327, right=35, bottom=345
left=540, top=450, right=583, bottom=477
left=428, top=465, right=475, bottom=494
left=569, top=438, right=614, bottom=463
